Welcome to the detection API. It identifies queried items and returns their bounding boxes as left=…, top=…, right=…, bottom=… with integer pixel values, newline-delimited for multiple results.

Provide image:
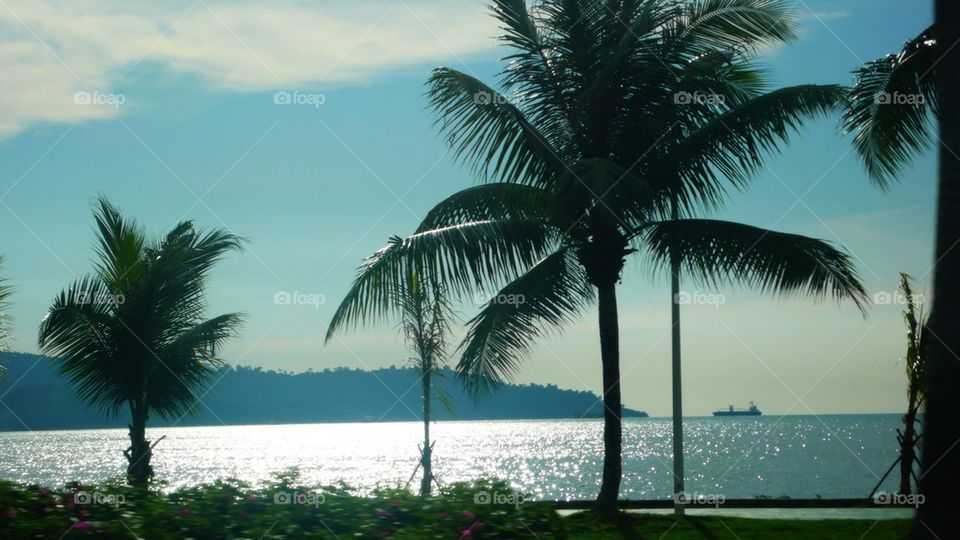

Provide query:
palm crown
left=328, top=0, right=868, bottom=505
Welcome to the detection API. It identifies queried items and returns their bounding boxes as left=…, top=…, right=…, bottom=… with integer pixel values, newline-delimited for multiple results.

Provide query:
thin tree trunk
left=596, top=281, right=622, bottom=510
left=126, top=402, right=152, bottom=486
left=420, top=368, right=432, bottom=497
left=899, top=408, right=918, bottom=495
left=914, top=3, right=960, bottom=537
left=670, top=199, right=685, bottom=516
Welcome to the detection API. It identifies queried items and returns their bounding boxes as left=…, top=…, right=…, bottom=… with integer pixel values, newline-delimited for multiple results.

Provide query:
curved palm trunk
left=596, top=281, right=622, bottom=510
left=420, top=369, right=433, bottom=497
left=914, top=2, right=960, bottom=537
left=126, top=402, right=152, bottom=486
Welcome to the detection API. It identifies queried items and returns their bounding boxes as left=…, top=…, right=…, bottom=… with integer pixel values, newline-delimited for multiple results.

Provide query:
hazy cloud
left=0, top=0, right=496, bottom=137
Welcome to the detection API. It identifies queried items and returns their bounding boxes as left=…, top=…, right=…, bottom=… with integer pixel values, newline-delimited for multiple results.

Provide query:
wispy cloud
left=0, top=0, right=496, bottom=137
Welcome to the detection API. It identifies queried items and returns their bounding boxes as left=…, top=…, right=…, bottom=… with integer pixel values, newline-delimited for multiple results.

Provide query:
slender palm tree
left=0, top=257, right=13, bottom=367
left=395, top=273, right=454, bottom=497
left=897, top=273, right=925, bottom=496
left=840, top=19, right=960, bottom=537
left=328, top=0, right=868, bottom=508
left=38, top=197, right=244, bottom=485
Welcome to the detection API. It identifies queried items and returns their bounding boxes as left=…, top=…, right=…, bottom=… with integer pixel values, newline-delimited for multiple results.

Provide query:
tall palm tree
left=897, top=273, right=925, bottom=496
left=840, top=18, right=960, bottom=538
left=328, top=0, right=868, bottom=508
left=394, top=273, right=454, bottom=496
left=38, top=197, right=244, bottom=486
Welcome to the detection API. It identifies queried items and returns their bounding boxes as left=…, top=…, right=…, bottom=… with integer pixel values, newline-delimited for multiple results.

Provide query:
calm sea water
left=0, top=415, right=902, bottom=500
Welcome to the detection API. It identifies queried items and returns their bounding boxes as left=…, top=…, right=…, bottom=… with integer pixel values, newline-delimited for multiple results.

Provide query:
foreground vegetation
left=0, top=476, right=910, bottom=539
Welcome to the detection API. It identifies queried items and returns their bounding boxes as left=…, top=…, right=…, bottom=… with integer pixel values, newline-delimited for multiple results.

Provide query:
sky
left=0, top=0, right=937, bottom=417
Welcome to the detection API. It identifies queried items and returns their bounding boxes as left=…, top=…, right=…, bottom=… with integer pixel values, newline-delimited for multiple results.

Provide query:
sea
left=0, top=414, right=907, bottom=504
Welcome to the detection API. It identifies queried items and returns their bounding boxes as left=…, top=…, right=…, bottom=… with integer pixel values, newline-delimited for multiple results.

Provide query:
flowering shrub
left=0, top=473, right=561, bottom=539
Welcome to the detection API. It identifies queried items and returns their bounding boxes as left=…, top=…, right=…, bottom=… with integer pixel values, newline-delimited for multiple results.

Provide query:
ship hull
left=712, top=411, right=761, bottom=417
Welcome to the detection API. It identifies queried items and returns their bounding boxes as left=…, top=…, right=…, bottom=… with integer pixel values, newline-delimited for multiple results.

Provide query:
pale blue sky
left=0, top=0, right=936, bottom=415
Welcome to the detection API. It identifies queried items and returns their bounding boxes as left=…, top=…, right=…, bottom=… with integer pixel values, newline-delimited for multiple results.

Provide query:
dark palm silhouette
left=897, top=273, right=925, bottom=496
left=328, top=0, right=868, bottom=508
left=840, top=18, right=960, bottom=538
left=0, top=256, right=12, bottom=370
left=38, top=197, right=244, bottom=485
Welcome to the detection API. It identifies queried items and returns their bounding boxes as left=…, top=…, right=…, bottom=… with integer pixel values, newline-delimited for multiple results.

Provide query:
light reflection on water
left=0, top=416, right=900, bottom=500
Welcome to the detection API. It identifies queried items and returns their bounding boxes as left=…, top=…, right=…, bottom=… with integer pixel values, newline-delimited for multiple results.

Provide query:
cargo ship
left=712, top=401, right=761, bottom=417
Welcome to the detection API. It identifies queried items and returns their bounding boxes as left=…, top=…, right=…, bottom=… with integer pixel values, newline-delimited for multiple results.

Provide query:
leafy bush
left=0, top=473, right=562, bottom=539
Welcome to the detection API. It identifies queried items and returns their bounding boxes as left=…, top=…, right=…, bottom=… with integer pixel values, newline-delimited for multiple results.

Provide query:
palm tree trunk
left=914, top=3, right=960, bottom=537
left=596, top=280, right=622, bottom=510
left=126, top=402, right=152, bottom=486
left=420, top=368, right=432, bottom=497
left=670, top=251, right=686, bottom=515
left=899, top=408, right=918, bottom=495
left=670, top=199, right=685, bottom=516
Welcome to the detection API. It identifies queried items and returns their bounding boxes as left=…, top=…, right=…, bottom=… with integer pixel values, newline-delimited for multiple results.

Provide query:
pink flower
left=73, top=521, right=89, bottom=530
left=388, top=499, right=401, bottom=507
left=37, top=488, right=49, bottom=495
left=246, top=495, right=258, bottom=502
left=462, top=510, right=475, bottom=519
left=178, top=508, right=191, bottom=516
left=461, top=529, right=474, bottom=537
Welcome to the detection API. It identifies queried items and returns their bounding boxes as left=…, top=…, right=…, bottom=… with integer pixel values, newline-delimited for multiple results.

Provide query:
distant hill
left=0, top=352, right=647, bottom=430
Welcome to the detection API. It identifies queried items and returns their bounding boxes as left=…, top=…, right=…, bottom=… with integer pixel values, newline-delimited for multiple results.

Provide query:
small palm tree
left=38, top=197, right=244, bottom=485
left=394, top=273, right=454, bottom=496
left=0, top=256, right=13, bottom=368
left=330, top=0, right=869, bottom=508
left=898, top=273, right=925, bottom=495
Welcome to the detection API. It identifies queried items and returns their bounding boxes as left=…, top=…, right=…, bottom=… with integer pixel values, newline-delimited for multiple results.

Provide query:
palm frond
left=660, top=85, right=847, bottom=211
left=0, top=257, right=14, bottom=354
left=427, top=67, right=570, bottom=186
left=642, top=219, right=868, bottom=311
left=457, top=246, right=593, bottom=397
left=326, top=220, right=555, bottom=341
left=416, top=183, right=549, bottom=231
left=842, top=26, right=938, bottom=187
left=663, top=0, right=798, bottom=60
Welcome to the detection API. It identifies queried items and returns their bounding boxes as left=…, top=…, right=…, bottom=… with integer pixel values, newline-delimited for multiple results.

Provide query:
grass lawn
left=562, top=511, right=912, bottom=539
